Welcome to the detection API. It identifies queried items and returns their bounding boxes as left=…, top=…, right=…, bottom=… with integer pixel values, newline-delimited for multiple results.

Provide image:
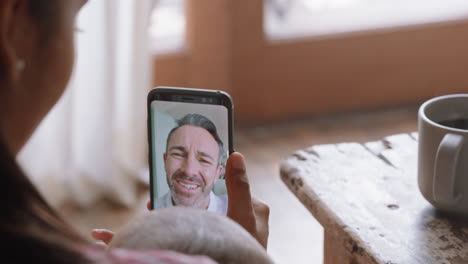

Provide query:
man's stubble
left=169, top=170, right=212, bottom=209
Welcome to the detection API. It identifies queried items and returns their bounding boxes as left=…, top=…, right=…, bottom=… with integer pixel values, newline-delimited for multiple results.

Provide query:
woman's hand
left=225, top=152, right=270, bottom=248
left=91, top=229, right=114, bottom=248
left=91, top=152, right=270, bottom=249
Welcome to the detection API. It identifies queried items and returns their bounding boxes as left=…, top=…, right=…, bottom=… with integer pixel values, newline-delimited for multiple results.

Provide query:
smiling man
left=154, top=114, right=228, bottom=215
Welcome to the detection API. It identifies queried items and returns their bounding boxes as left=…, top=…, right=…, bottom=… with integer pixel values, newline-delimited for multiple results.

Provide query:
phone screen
left=150, top=100, right=229, bottom=215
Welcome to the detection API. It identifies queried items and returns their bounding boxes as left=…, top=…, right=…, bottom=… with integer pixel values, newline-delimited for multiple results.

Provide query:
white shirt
left=154, top=191, right=228, bottom=215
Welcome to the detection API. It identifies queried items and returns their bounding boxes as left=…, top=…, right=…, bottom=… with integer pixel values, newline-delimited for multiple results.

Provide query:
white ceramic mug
left=418, top=94, right=468, bottom=215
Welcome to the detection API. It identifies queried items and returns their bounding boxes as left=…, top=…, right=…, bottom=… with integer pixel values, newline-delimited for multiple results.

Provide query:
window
left=148, top=0, right=185, bottom=54
left=147, top=0, right=468, bottom=49
left=265, top=0, right=468, bottom=40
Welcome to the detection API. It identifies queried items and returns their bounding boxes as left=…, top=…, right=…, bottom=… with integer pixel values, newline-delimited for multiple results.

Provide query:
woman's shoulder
left=81, top=246, right=217, bottom=264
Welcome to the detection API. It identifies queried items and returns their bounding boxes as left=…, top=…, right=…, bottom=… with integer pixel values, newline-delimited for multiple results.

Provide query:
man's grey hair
left=166, top=114, right=225, bottom=166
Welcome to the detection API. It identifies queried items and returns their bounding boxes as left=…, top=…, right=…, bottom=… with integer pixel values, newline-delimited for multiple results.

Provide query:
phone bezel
left=147, top=86, right=234, bottom=210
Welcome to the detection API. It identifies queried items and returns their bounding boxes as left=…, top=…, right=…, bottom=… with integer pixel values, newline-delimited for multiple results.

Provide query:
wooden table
left=280, top=133, right=468, bottom=264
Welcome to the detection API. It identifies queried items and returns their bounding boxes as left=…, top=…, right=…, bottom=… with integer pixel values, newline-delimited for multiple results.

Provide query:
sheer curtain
left=17, top=0, right=154, bottom=208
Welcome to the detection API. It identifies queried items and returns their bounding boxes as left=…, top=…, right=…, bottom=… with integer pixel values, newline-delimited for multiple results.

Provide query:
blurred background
left=17, top=0, right=468, bottom=263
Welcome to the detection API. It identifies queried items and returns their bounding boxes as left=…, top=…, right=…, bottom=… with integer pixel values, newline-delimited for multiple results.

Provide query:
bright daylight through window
left=148, top=0, right=185, bottom=54
left=148, top=0, right=468, bottom=47
left=265, top=0, right=468, bottom=40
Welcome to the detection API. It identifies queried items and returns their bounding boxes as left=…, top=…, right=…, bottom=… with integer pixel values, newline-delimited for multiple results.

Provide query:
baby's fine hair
left=110, top=207, right=273, bottom=264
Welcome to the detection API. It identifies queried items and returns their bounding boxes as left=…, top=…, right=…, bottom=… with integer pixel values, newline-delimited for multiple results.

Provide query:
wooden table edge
left=280, top=159, right=384, bottom=264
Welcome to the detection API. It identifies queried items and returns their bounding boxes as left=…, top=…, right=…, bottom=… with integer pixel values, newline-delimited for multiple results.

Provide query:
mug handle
left=433, top=133, right=464, bottom=205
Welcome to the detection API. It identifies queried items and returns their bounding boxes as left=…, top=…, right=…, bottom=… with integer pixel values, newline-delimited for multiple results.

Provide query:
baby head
left=109, top=207, right=273, bottom=264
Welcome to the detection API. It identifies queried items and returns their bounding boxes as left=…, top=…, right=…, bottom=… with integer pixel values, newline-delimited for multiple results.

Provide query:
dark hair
left=166, top=114, right=225, bottom=166
left=0, top=1, right=90, bottom=262
left=27, top=0, right=59, bottom=30
left=0, top=134, right=90, bottom=263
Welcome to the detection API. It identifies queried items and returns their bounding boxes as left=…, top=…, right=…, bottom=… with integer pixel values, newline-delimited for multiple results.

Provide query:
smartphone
left=147, top=86, right=234, bottom=215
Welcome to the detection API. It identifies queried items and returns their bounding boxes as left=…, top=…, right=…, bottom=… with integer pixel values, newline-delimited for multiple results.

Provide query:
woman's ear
left=0, top=0, right=28, bottom=85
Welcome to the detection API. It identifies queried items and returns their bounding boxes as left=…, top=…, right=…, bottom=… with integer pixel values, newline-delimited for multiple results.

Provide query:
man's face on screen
left=164, top=125, right=223, bottom=209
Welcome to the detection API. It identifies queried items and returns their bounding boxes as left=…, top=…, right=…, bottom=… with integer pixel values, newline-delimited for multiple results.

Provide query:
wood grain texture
left=280, top=133, right=468, bottom=264
left=324, top=230, right=355, bottom=264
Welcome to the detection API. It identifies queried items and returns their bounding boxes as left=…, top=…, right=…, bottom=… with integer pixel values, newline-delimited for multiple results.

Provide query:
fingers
left=252, top=197, right=270, bottom=248
left=147, top=200, right=151, bottom=210
left=225, top=152, right=270, bottom=249
left=225, top=152, right=257, bottom=238
left=95, top=241, right=108, bottom=249
left=91, top=229, right=114, bottom=245
left=252, top=197, right=270, bottom=217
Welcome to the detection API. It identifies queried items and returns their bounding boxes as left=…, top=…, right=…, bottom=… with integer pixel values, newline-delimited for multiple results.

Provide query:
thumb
left=225, top=152, right=256, bottom=235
